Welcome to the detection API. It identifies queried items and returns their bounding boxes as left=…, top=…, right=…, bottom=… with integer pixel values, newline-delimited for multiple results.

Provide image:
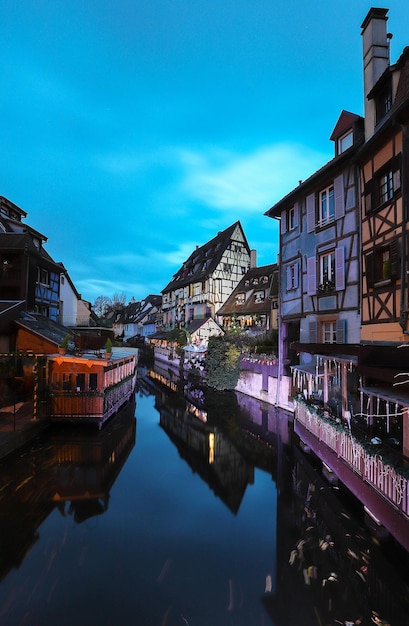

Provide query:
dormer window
left=338, top=130, right=353, bottom=154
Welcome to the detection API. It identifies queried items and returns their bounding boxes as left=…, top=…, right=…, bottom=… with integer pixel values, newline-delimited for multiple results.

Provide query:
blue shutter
left=286, top=265, right=292, bottom=290
left=335, top=247, right=345, bottom=291
left=293, top=261, right=299, bottom=289
left=307, top=257, right=316, bottom=295
left=306, top=194, right=315, bottom=233
left=334, top=174, right=345, bottom=219
left=309, top=321, right=318, bottom=343
left=336, top=319, right=346, bottom=344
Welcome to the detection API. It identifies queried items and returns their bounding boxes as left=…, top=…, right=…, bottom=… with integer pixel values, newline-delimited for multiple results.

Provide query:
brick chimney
left=361, top=7, right=390, bottom=139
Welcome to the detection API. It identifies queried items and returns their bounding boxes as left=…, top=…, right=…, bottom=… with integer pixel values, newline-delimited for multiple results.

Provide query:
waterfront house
left=265, top=7, right=409, bottom=550
left=0, top=196, right=62, bottom=322
left=216, top=263, right=279, bottom=334
left=161, top=221, right=252, bottom=338
left=266, top=107, right=363, bottom=414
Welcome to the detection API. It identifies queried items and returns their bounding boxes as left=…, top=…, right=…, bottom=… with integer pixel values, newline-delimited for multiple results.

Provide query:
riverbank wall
left=236, top=356, right=294, bottom=413
left=153, top=347, right=294, bottom=413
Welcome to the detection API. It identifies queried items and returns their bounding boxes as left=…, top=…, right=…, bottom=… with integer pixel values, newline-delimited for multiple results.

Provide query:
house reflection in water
left=0, top=397, right=136, bottom=580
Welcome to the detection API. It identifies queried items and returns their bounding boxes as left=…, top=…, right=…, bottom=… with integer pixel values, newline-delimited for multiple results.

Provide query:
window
left=309, top=319, right=346, bottom=344
left=288, top=206, right=295, bottom=230
left=365, top=157, right=401, bottom=212
left=286, top=262, right=298, bottom=291
left=223, top=263, right=232, bottom=273
left=307, top=247, right=344, bottom=295
left=322, top=321, right=337, bottom=344
left=318, top=251, right=336, bottom=292
left=319, top=185, right=334, bottom=225
left=379, top=170, right=393, bottom=204
left=365, top=239, right=401, bottom=286
left=89, top=373, right=98, bottom=390
left=76, top=373, right=85, bottom=391
left=338, top=130, right=353, bottom=154
left=254, top=291, right=265, bottom=303
left=37, top=267, right=49, bottom=285
left=235, top=293, right=245, bottom=305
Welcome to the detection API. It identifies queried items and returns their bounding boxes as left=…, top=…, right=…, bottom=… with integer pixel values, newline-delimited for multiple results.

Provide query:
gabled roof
left=329, top=110, right=363, bottom=141
left=217, top=264, right=278, bottom=317
left=0, top=232, right=61, bottom=270
left=162, top=221, right=250, bottom=293
left=58, top=263, right=81, bottom=299
left=0, top=300, right=26, bottom=333
left=0, top=196, right=27, bottom=221
left=185, top=317, right=223, bottom=334
left=14, top=312, right=74, bottom=349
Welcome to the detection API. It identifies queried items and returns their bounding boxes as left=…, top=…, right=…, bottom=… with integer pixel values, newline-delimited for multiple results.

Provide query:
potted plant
left=104, top=338, right=113, bottom=360
left=58, top=334, right=70, bottom=356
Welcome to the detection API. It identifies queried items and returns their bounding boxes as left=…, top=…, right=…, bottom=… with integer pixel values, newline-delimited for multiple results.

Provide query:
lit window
left=254, top=291, right=265, bottom=303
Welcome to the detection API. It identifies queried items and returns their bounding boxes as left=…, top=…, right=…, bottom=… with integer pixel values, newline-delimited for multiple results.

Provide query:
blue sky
left=1, top=1, right=409, bottom=304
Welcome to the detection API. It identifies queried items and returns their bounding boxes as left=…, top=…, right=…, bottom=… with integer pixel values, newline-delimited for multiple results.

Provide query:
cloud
left=177, top=143, right=330, bottom=213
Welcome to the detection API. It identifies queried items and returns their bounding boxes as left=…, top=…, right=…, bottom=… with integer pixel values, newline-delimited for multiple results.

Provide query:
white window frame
left=319, top=185, right=335, bottom=226
left=319, top=251, right=336, bottom=284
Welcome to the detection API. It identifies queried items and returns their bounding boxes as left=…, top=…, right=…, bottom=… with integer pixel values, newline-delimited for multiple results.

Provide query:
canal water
left=0, top=364, right=408, bottom=626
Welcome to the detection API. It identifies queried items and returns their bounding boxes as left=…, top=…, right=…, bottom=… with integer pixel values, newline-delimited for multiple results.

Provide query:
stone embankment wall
left=236, top=356, right=294, bottom=413
left=153, top=346, right=294, bottom=413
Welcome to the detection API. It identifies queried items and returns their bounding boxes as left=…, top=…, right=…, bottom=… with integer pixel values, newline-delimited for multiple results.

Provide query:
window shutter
left=286, top=265, right=292, bottom=290
left=334, top=174, right=345, bottom=219
left=293, top=261, right=299, bottom=289
left=393, top=169, right=401, bottom=193
left=365, top=252, right=375, bottom=287
left=390, top=238, right=401, bottom=279
left=364, top=180, right=373, bottom=213
left=280, top=210, right=286, bottom=234
left=336, top=319, right=346, bottom=344
left=306, top=194, right=316, bottom=233
left=335, top=247, right=345, bottom=291
left=293, top=202, right=299, bottom=228
left=309, top=321, right=318, bottom=343
left=307, top=256, right=316, bottom=295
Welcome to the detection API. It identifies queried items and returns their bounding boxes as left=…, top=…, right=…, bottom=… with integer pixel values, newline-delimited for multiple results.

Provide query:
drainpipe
left=399, top=122, right=409, bottom=333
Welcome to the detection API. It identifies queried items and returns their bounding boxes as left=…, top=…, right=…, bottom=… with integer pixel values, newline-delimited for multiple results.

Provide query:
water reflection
left=0, top=396, right=136, bottom=581
left=141, top=361, right=409, bottom=625
left=0, top=357, right=409, bottom=624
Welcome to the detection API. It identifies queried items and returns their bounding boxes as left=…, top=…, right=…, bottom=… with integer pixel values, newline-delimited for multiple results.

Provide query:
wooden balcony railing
left=295, top=398, right=409, bottom=516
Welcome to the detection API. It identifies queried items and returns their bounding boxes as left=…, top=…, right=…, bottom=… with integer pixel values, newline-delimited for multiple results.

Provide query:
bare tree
left=93, top=295, right=112, bottom=317
left=111, top=292, right=127, bottom=308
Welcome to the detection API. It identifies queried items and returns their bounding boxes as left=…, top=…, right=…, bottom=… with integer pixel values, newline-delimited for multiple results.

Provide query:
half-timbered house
left=161, top=221, right=252, bottom=336
left=0, top=196, right=62, bottom=322
left=216, top=263, right=279, bottom=334
left=266, top=110, right=364, bottom=414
